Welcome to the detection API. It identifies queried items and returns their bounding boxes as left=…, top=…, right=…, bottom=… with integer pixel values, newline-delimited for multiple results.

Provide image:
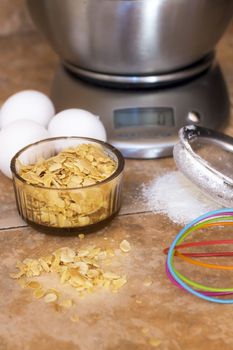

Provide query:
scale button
left=186, top=111, right=201, bottom=124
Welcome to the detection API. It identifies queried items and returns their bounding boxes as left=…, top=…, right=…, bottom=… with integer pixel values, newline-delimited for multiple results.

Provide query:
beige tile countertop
left=0, top=25, right=233, bottom=350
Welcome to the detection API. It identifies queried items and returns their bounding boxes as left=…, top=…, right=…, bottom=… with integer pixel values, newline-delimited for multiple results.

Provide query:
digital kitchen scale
left=51, top=58, right=230, bottom=159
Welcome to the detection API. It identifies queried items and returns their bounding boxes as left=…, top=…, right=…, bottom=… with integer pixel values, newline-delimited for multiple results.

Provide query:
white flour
left=142, top=171, right=221, bottom=225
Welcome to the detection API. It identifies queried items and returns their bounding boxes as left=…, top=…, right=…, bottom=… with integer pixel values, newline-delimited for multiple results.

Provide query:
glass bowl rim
left=10, top=136, right=125, bottom=191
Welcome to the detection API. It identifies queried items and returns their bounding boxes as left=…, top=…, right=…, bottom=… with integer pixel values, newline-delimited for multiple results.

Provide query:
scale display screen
left=114, top=107, right=174, bottom=128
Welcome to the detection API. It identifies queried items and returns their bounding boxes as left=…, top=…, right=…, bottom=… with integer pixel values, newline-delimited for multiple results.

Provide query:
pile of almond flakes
left=15, top=144, right=119, bottom=228
left=19, top=144, right=117, bottom=189
left=10, top=239, right=131, bottom=317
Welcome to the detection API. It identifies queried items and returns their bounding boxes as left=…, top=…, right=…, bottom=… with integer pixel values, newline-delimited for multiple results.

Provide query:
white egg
left=1, top=90, right=55, bottom=128
left=48, top=109, right=107, bottom=141
left=0, top=119, right=49, bottom=178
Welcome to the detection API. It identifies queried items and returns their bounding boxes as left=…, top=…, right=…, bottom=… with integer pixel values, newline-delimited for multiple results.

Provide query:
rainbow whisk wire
left=166, top=208, right=233, bottom=303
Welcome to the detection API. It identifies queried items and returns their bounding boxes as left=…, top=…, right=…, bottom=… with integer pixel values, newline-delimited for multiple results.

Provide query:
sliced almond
left=33, top=288, right=46, bottom=299
left=119, top=240, right=131, bottom=253
left=26, top=281, right=41, bottom=289
left=148, top=338, right=162, bottom=347
left=44, top=293, right=58, bottom=303
left=60, top=299, right=73, bottom=308
left=60, top=247, right=76, bottom=263
left=103, top=272, right=120, bottom=280
left=143, top=278, right=153, bottom=287
left=70, top=314, right=80, bottom=322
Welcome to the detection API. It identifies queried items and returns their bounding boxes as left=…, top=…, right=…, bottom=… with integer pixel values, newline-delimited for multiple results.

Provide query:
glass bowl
left=11, top=137, right=124, bottom=234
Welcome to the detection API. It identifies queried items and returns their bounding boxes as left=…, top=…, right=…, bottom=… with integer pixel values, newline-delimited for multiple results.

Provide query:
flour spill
left=142, top=171, right=221, bottom=225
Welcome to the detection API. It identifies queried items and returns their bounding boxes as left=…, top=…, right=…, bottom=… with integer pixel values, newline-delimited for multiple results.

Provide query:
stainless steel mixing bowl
left=27, top=0, right=233, bottom=75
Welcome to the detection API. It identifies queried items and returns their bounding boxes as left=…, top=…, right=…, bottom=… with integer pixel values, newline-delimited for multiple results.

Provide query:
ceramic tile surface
left=2, top=216, right=233, bottom=350
left=0, top=0, right=34, bottom=37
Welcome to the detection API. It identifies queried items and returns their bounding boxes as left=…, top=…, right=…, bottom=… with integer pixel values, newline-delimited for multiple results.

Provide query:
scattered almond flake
left=111, top=289, right=118, bottom=294
left=120, top=240, right=131, bottom=253
left=29, top=261, right=42, bottom=277
left=46, top=288, right=60, bottom=298
left=143, top=278, right=153, bottom=287
left=22, top=258, right=33, bottom=265
left=59, top=247, right=76, bottom=263
left=60, top=299, right=73, bottom=308
left=17, top=278, right=27, bottom=288
left=136, top=299, right=142, bottom=304
left=44, top=293, right=58, bottom=303
left=87, top=269, right=99, bottom=278
left=16, top=261, right=27, bottom=271
left=79, top=234, right=85, bottom=240
left=103, top=237, right=108, bottom=240
left=60, top=269, right=70, bottom=284
left=53, top=303, right=63, bottom=313
left=26, top=281, right=41, bottom=289
left=148, top=338, right=162, bottom=347
left=73, top=261, right=89, bottom=275
left=106, top=248, right=115, bottom=257
left=98, top=251, right=107, bottom=260
left=78, top=249, right=90, bottom=258
left=103, top=272, right=120, bottom=280
left=10, top=271, right=24, bottom=279
left=70, top=314, right=80, bottom=323
left=112, top=277, right=127, bottom=289
left=104, top=259, right=112, bottom=266
left=142, top=328, right=149, bottom=334
left=39, top=258, right=50, bottom=273
left=33, top=288, right=46, bottom=299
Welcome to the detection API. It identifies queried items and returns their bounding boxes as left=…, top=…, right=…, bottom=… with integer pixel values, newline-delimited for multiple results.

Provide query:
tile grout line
left=119, top=210, right=153, bottom=217
left=0, top=211, right=155, bottom=232
left=0, top=224, right=28, bottom=231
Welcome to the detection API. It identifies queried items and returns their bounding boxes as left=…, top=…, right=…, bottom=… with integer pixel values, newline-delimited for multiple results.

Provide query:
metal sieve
left=173, top=125, right=233, bottom=207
